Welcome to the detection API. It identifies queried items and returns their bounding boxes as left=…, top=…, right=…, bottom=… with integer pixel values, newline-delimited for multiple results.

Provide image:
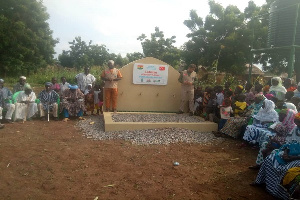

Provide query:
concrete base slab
left=104, top=112, right=218, bottom=132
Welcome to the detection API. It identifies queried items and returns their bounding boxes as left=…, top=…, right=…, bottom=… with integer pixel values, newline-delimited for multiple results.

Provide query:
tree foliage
left=0, top=0, right=58, bottom=77
left=137, top=27, right=181, bottom=68
left=58, top=36, right=110, bottom=70
left=182, top=0, right=271, bottom=75
left=125, top=52, right=144, bottom=63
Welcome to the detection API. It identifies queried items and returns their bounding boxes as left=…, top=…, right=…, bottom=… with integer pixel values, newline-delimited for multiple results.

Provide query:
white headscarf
left=254, top=99, right=279, bottom=122
left=269, top=77, right=287, bottom=94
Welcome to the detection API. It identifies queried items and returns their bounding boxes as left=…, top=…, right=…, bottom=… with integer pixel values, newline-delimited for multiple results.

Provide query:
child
left=59, top=76, right=69, bottom=96
left=222, top=90, right=233, bottom=107
left=194, top=87, right=203, bottom=116
left=223, top=81, right=232, bottom=95
left=94, top=84, right=103, bottom=115
left=84, top=84, right=93, bottom=95
left=219, top=98, right=233, bottom=130
left=215, top=85, right=224, bottom=118
left=51, top=77, right=60, bottom=93
left=233, top=94, right=247, bottom=117
left=84, top=84, right=94, bottom=115
left=205, top=92, right=217, bottom=122
left=203, top=87, right=213, bottom=114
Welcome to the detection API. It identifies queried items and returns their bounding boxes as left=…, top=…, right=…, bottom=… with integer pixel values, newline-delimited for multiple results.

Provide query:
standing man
left=75, top=67, right=96, bottom=93
left=101, top=60, right=122, bottom=112
left=0, top=79, right=15, bottom=123
left=13, top=76, right=27, bottom=93
left=177, top=64, right=197, bottom=116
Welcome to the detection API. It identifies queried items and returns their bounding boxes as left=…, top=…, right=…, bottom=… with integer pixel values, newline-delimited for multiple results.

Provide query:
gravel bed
left=76, top=115, right=224, bottom=145
left=111, top=113, right=204, bottom=123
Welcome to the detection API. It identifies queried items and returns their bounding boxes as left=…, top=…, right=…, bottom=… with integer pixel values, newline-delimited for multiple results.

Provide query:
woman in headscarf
left=249, top=109, right=296, bottom=169
left=269, top=77, right=287, bottom=101
left=251, top=114, right=300, bottom=199
left=243, top=99, right=279, bottom=144
left=60, top=85, right=86, bottom=121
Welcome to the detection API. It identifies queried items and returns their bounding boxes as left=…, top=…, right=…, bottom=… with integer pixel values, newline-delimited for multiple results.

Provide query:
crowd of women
left=193, top=77, right=300, bottom=199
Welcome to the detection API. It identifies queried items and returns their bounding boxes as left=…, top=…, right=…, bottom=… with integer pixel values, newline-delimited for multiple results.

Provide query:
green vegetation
left=3, top=0, right=294, bottom=83
left=4, top=65, right=104, bottom=86
left=0, top=0, right=58, bottom=77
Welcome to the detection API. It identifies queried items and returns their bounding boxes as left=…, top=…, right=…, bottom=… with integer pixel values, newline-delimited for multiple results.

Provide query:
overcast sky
left=42, top=0, right=266, bottom=58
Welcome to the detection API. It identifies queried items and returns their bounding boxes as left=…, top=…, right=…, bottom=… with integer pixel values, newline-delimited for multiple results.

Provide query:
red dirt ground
left=0, top=119, right=276, bottom=200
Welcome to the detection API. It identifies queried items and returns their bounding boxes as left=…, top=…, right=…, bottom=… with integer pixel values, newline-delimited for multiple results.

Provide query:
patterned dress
left=243, top=99, right=279, bottom=144
left=255, top=152, right=300, bottom=200
left=60, top=89, right=86, bottom=116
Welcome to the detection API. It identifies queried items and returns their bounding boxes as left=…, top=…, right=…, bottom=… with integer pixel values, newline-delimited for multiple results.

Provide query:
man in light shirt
left=75, top=67, right=96, bottom=93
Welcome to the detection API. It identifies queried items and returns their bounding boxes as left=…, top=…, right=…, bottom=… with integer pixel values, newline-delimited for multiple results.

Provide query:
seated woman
left=246, top=94, right=265, bottom=117
left=60, top=85, right=86, bottom=121
left=243, top=99, right=279, bottom=145
left=252, top=117, right=300, bottom=199
left=233, top=94, right=247, bottom=117
left=14, top=84, right=38, bottom=122
left=269, top=77, right=287, bottom=101
left=250, top=109, right=296, bottom=169
left=281, top=167, right=300, bottom=199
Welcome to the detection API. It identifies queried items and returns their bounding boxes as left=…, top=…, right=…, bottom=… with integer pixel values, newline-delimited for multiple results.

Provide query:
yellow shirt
left=234, top=101, right=247, bottom=116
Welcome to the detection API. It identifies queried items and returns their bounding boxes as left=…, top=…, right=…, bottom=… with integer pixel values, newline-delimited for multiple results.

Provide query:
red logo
left=159, top=66, right=165, bottom=71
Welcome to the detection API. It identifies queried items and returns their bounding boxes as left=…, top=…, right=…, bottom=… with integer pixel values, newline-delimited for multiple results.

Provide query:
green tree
left=126, top=52, right=144, bottom=63
left=137, top=27, right=181, bottom=68
left=58, top=50, right=73, bottom=67
left=183, top=1, right=249, bottom=74
left=58, top=36, right=110, bottom=70
left=0, top=0, right=58, bottom=77
left=182, top=1, right=272, bottom=75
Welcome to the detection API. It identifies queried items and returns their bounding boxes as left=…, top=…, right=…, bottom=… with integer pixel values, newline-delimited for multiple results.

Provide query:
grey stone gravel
left=76, top=115, right=224, bottom=145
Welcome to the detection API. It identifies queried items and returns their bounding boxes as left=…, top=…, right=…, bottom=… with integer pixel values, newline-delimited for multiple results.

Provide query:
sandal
left=78, top=117, right=86, bottom=120
left=62, top=118, right=69, bottom=122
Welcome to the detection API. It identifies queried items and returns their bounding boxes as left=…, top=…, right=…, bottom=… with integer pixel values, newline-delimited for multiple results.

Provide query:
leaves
left=137, top=27, right=181, bottom=68
left=0, top=0, right=58, bottom=77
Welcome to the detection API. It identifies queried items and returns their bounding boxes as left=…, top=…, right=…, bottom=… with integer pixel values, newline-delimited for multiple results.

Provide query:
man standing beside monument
left=177, top=64, right=197, bottom=116
left=75, top=67, right=96, bottom=93
left=101, top=60, right=122, bottom=112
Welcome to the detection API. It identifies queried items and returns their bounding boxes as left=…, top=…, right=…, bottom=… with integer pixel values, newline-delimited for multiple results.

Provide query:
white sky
left=42, top=0, right=266, bottom=58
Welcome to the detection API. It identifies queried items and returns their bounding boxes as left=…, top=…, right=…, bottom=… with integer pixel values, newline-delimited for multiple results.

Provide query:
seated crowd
left=0, top=74, right=104, bottom=127
left=2, top=73, right=300, bottom=198
left=193, top=77, right=300, bottom=199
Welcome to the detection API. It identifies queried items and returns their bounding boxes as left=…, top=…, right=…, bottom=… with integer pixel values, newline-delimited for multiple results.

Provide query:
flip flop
left=62, top=118, right=69, bottom=122
left=78, top=117, right=86, bottom=120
